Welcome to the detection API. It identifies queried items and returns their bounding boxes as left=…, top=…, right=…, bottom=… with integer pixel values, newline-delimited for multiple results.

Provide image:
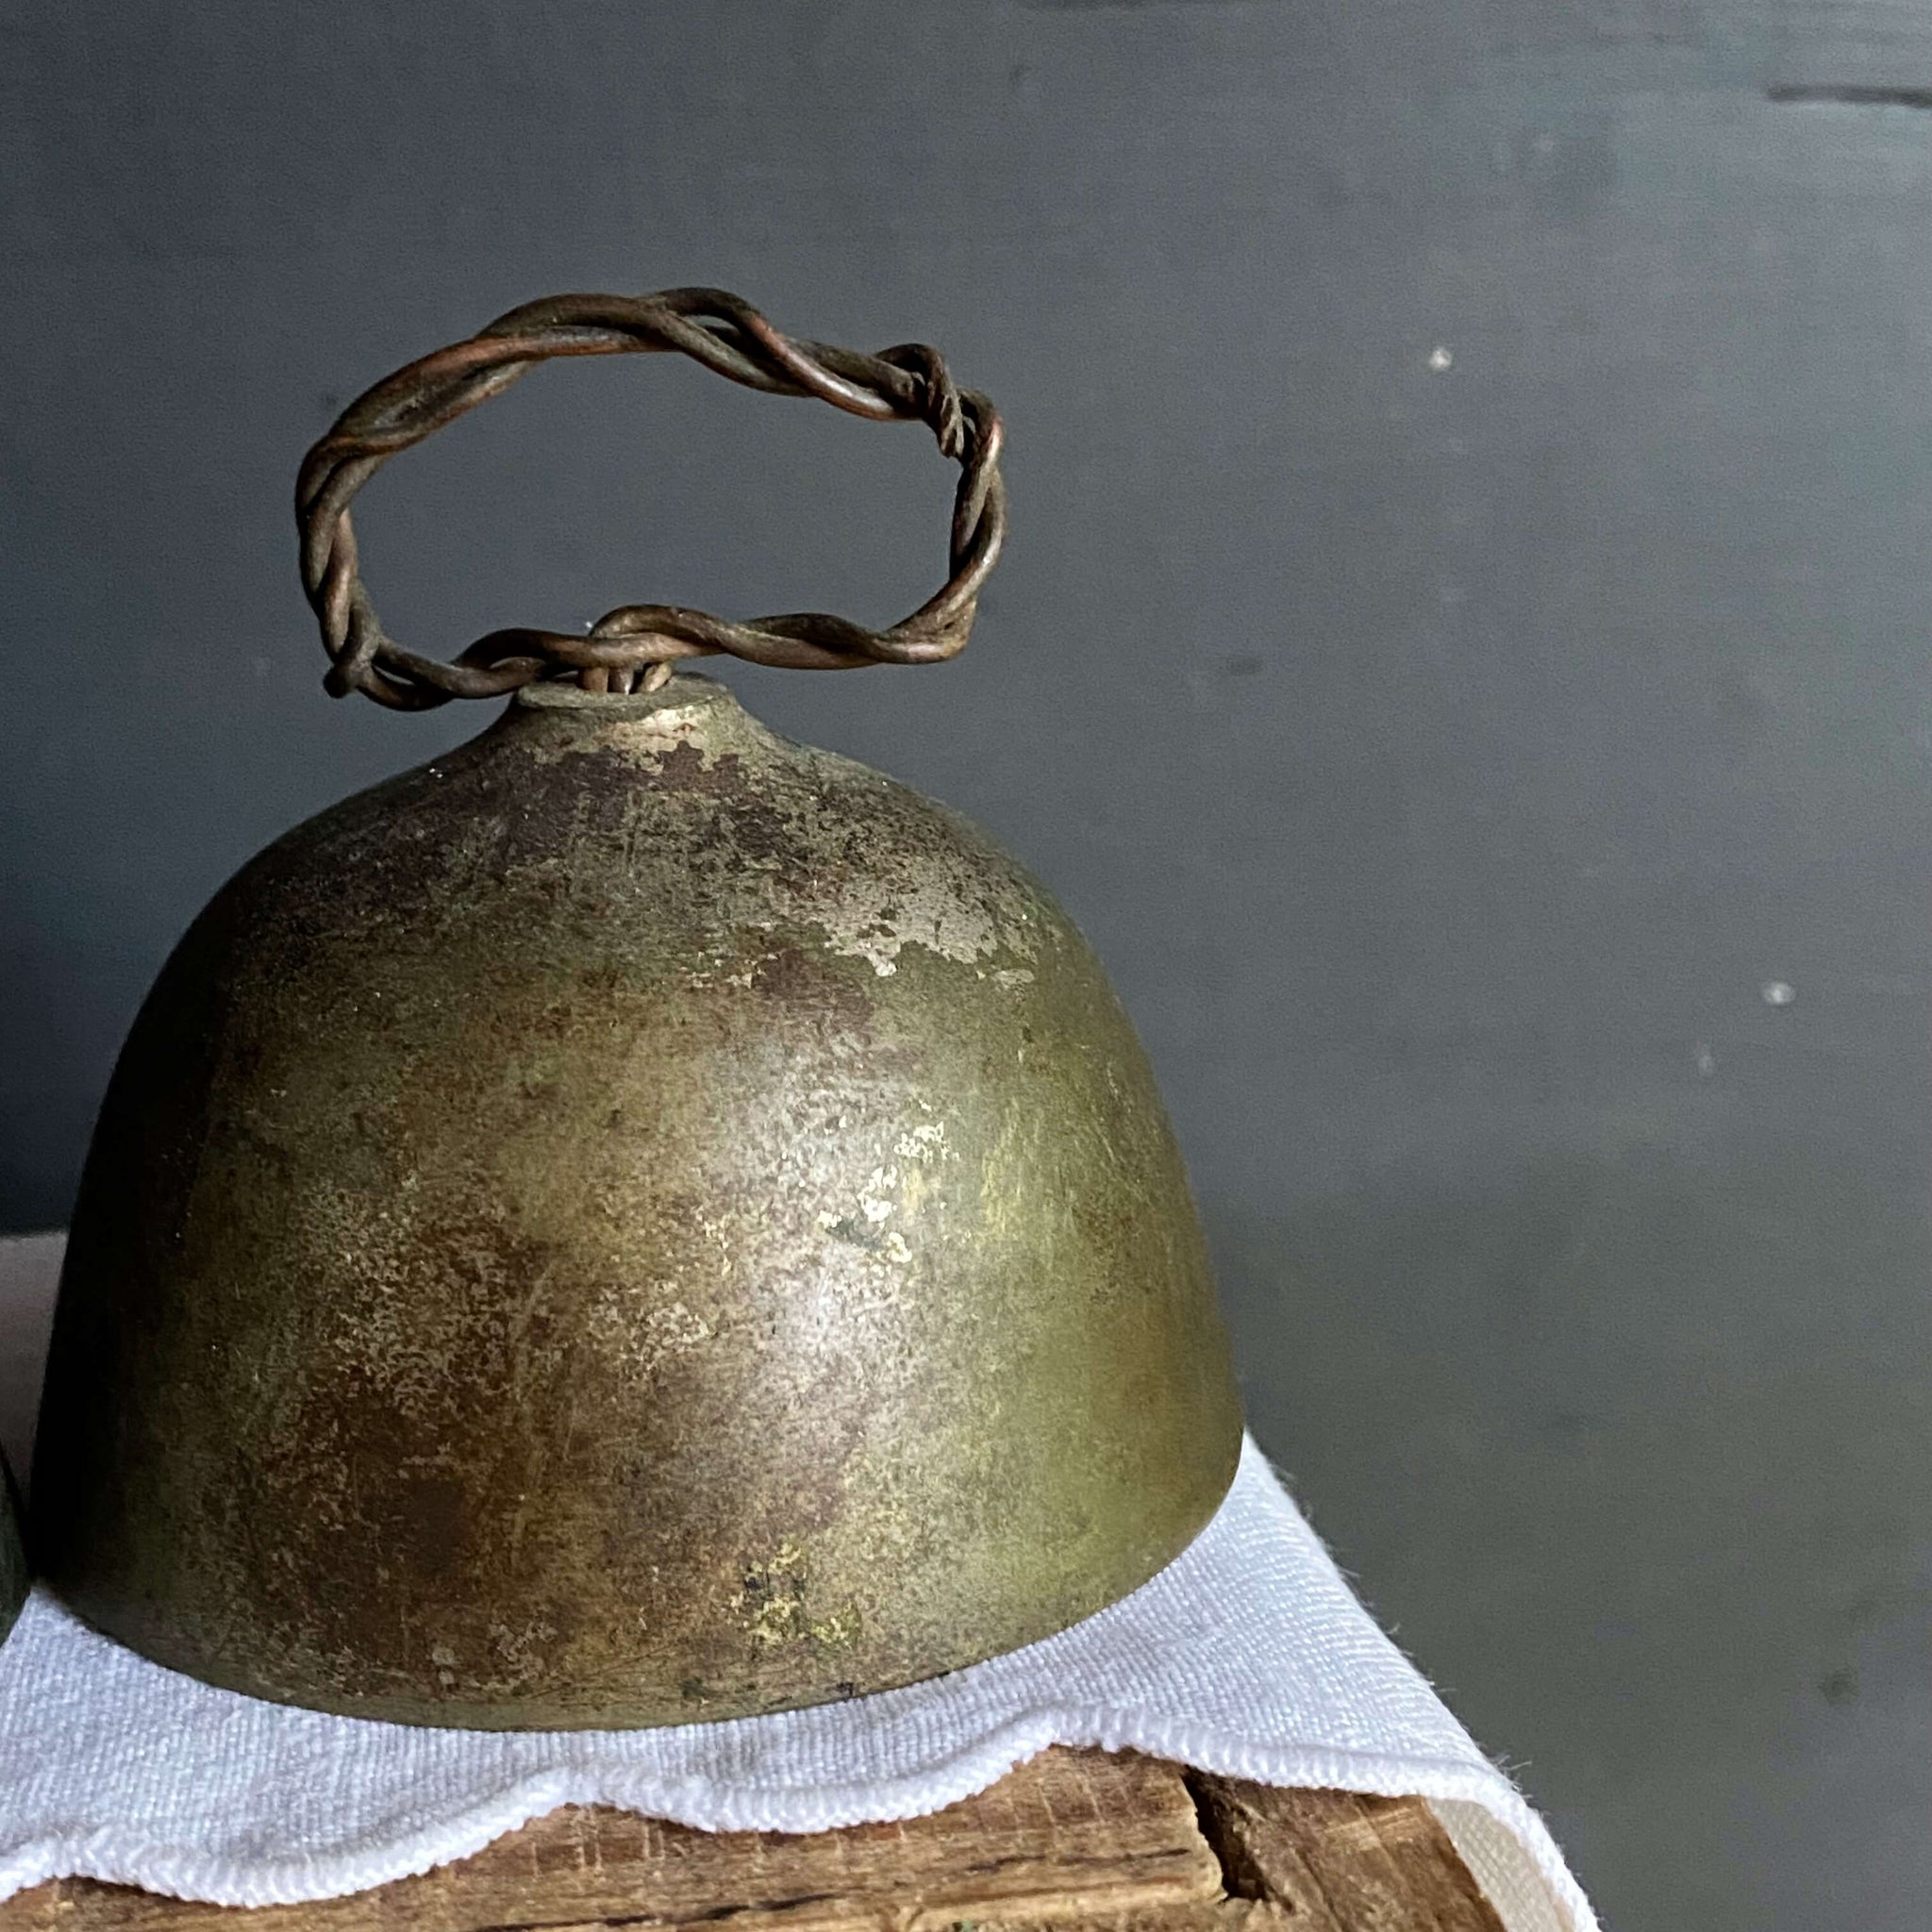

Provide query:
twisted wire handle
left=295, top=287, right=1007, bottom=708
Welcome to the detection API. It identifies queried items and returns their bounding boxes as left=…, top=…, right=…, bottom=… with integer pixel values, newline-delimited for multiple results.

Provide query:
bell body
left=32, top=675, right=1241, bottom=1726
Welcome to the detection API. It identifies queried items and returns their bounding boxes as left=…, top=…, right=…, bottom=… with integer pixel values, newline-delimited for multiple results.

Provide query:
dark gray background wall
left=3, top=5, right=1927, bottom=1925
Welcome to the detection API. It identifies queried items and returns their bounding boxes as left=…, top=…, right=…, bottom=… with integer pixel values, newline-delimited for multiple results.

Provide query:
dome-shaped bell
left=30, top=290, right=1242, bottom=1726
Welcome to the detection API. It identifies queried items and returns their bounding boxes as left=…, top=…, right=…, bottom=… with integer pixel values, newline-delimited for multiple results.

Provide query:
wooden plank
left=0, top=1748, right=1223, bottom=1932
left=0, top=1750, right=1505, bottom=1931
left=1187, top=1772, right=1507, bottom=1932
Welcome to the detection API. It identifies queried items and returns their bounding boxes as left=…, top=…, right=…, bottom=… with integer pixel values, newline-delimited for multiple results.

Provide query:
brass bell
left=30, top=290, right=1242, bottom=1727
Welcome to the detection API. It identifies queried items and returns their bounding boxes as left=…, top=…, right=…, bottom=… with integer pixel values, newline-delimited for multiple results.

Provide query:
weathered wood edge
left=1186, top=1769, right=1508, bottom=1932
left=0, top=1747, right=1506, bottom=1932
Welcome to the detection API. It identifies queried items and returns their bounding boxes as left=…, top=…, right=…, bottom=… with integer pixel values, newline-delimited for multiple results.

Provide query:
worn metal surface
left=297, top=289, right=1005, bottom=708
left=31, top=674, right=1242, bottom=1726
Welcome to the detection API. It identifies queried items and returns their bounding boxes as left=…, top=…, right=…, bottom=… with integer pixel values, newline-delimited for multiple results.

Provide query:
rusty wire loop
left=295, top=288, right=1007, bottom=708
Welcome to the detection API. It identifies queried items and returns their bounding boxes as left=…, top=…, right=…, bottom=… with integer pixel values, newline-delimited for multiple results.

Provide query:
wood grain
left=0, top=1750, right=1501, bottom=1932
left=1187, top=1773, right=1507, bottom=1932
left=0, top=1747, right=1220, bottom=1932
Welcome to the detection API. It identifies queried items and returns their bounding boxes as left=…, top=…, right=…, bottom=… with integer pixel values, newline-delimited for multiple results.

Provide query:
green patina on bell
left=29, top=290, right=1242, bottom=1727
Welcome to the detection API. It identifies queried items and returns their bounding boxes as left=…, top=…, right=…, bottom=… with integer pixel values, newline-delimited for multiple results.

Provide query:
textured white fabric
left=0, top=1234, right=1594, bottom=1930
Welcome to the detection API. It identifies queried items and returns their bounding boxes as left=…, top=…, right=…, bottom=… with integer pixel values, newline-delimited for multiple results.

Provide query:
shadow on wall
left=1207, top=1139, right=1932, bottom=1927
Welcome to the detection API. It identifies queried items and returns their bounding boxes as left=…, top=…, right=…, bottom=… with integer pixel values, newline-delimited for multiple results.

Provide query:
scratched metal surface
left=1, top=5, right=1927, bottom=1926
left=31, top=677, right=1239, bottom=1724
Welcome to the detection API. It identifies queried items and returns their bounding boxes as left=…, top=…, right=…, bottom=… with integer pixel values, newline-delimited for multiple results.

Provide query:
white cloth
left=0, top=1234, right=1594, bottom=1930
